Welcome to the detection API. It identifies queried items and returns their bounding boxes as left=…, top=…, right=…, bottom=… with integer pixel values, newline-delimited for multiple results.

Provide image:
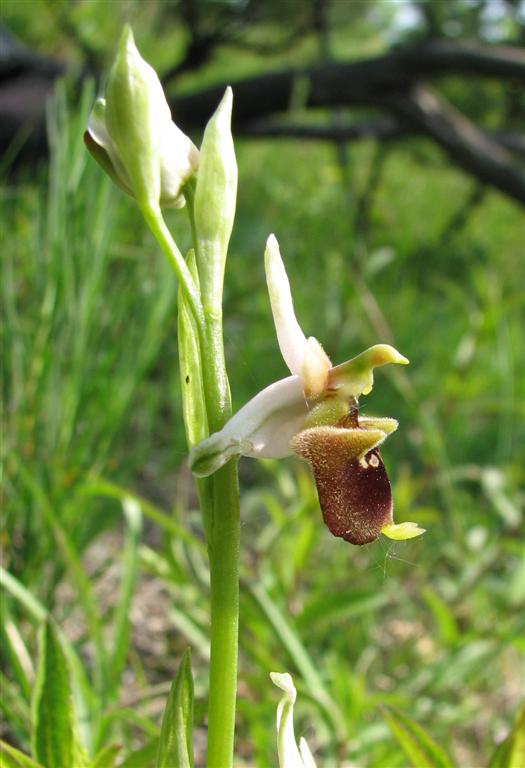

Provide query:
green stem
left=200, top=316, right=239, bottom=768
left=141, top=203, right=204, bottom=332
left=184, top=183, right=240, bottom=767
left=206, top=461, right=240, bottom=768
left=149, top=192, right=240, bottom=767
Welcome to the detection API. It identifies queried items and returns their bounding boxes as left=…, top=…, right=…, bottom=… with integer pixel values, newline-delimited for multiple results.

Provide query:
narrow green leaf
left=107, top=497, right=142, bottom=697
left=98, top=707, right=159, bottom=738
left=0, top=602, right=34, bottom=700
left=119, top=741, right=159, bottom=768
left=88, top=745, right=121, bottom=768
left=31, top=621, right=76, bottom=768
left=156, top=648, right=194, bottom=768
left=248, top=582, right=344, bottom=737
left=0, top=568, right=95, bottom=752
left=297, top=589, right=386, bottom=629
left=381, top=706, right=453, bottom=768
left=0, top=671, right=31, bottom=737
left=0, top=741, right=43, bottom=768
left=178, top=250, right=208, bottom=448
left=14, top=461, right=106, bottom=698
left=80, top=479, right=205, bottom=552
left=0, top=567, right=46, bottom=623
left=489, top=702, right=525, bottom=768
left=421, top=586, right=459, bottom=647
left=177, top=250, right=213, bottom=542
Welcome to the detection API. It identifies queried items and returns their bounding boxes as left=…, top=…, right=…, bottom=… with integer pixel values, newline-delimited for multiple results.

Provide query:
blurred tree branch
left=168, top=41, right=525, bottom=127
left=168, top=41, right=525, bottom=204
left=242, top=116, right=525, bottom=156
left=2, top=25, right=525, bottom=204
left=389, top=84, right=525, bottom=203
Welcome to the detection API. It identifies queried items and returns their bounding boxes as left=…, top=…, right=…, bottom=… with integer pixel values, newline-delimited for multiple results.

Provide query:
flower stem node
left=189, top=235, right=425, bottom=546
left=85, top=26, right=199, bottom=211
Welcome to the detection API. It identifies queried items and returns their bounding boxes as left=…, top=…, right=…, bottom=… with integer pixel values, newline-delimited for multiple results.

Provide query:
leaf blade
left=88, top=745, right=121, bottom=768
left=489, top=702, right=525, bottom=768
left=31, top=621, right=76, bottom=768
left=156, top=648, right=194, bottom=768
left=0, top=741, right=44, bottom=768
left=381, top=706, right=453, bottom=768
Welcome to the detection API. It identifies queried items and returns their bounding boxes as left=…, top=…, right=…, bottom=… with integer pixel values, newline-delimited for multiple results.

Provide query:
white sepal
left=159, top=113, right=200, bottom=208
left=271, top=672, right=317, bottom=768
left=86, top=27, right=198, bottom=209
left=265, top=235, right=310, bottom=377
left=189, top=376, right=308, bottom=477
left=299, top=739, right=317, bottom=768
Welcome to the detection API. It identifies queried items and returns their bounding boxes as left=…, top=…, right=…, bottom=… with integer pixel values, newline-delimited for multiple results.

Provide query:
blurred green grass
left=1, top=32, right=524, bottom=768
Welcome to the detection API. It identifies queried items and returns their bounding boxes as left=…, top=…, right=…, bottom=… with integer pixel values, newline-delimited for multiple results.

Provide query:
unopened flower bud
left=194, top=87, right=237, bottom=310
left=85, top=26, right=198, bottom=210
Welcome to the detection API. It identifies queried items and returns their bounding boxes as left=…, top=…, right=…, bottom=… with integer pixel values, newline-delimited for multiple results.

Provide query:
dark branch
left=166, top=41, right=525, bottom=204
left=240, top=116, right=525, bottom=157
left=240, top=116, right=406, bottom=141
left=389, top=85, right=525, bottom=205
left=169, top=41, right=525, bottom=129
left=2, top=30, right=524, bottom=202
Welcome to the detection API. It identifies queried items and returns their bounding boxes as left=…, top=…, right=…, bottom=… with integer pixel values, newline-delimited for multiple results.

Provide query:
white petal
left=87, top=98, right=111, bottom=148
left=189, top=376, right=308, bottom=477
left=271, top=673, right=304, bottom=768
left=301, top=336, right=331, bottom=398
left=299, top=738, right=317, bottom=768
left=265, top=235, right=309, bottom=377
left=159, top=120, right=200, bottom=208
left=87, top=97, right=131, bottom=190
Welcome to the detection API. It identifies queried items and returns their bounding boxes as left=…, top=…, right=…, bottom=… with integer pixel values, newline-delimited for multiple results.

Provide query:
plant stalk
left=141, top=204, right=204, bottom=333
left=200, top=314, right=239, bottom=768
left=150, top=196, right=240, bottom=767
left=206, top=460, right=239, bottom=768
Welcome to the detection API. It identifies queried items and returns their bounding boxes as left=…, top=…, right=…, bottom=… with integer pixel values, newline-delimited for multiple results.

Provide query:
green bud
left=105, top=26, right=161, bottom=206
left=194, top=87, right=238, bottom=311
left=85, top=26, right=199, bottom=210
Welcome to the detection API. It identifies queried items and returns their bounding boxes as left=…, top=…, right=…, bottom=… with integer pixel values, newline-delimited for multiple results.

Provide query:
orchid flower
left=271, top=672, right=317, bottom=768
left=84, top=26, right=199, bottom=210
left=190, top=235, right=425, bottom=545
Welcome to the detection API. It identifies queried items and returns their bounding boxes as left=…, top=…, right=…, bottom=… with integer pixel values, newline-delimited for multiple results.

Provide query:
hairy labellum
left=291, top=425, right=393, bottom=545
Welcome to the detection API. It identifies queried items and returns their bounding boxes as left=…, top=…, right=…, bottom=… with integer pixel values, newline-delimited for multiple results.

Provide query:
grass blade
left=0, top=602, right=34, bottom=699
left=248, top=581, right=344, bottom=737
left=88, top=745, right=121, bottom=768
left=0, top=567, right=46, bottom=623
left=107, top=497, right=142, bottom=698
left=14, top=460, right=106, bottom=701
left=489, top=701, right=525, bottom=768
left=0, top=741, right=43, bottom=768
left=80, top=478, right=205, bottom=552
left=381, top=706, right=454, bottom=768
left=0, top=566, right=94, bottom=725
left=0, top=672, right=31, bottom=742
left=119, top=742, right=159, bottom=768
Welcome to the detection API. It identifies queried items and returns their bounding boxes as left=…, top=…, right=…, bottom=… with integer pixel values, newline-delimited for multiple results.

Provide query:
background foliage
left=1, top=1, right=524, bottom=766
